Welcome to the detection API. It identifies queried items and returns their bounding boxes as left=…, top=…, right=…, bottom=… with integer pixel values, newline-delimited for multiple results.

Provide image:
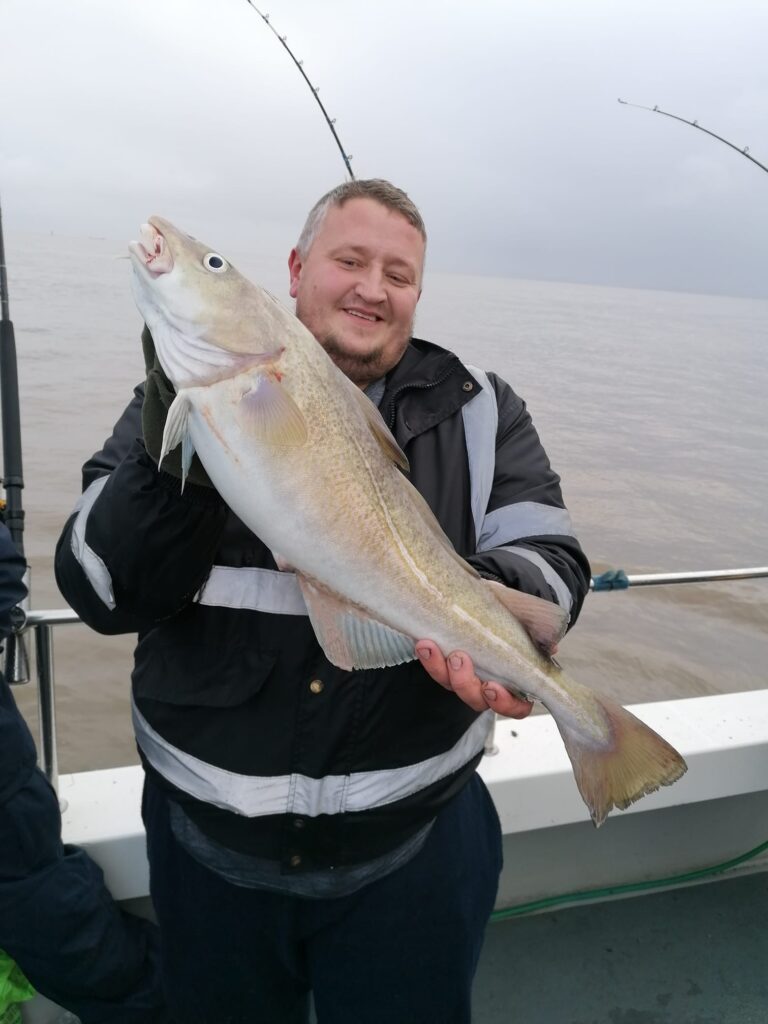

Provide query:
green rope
left=591, top=569, right=629, bottom=591
left=490, top=838, right=768, bottom=921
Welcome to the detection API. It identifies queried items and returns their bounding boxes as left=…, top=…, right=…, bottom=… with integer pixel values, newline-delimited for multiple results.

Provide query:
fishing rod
left=618, top=99, right=768, bottom=176
left=244, top=3, right=355, bottom=180
left=0, top=195, right=25, bottom=555
left=0, top=193, right=30, bottom=684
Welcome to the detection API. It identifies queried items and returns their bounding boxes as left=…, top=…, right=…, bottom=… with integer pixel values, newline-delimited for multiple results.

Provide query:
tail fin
left=554, top=695, right=687, bottom=827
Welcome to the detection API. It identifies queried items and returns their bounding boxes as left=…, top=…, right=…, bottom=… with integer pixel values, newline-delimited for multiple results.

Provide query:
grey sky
left=2, top=0, right=768, bottom=298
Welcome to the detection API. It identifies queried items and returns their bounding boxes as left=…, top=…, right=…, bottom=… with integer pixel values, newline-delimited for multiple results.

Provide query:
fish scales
left=129, top=216, right=688, bottom=826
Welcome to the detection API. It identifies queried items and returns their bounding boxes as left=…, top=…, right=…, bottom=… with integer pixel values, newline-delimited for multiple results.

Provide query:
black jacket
left=0, top=522, right=34, bottom=802
left=55, top=338, right=590, bottom=870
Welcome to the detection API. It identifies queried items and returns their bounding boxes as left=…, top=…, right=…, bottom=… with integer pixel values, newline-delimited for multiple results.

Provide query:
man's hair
left=295, top=179, right=427, bottom=257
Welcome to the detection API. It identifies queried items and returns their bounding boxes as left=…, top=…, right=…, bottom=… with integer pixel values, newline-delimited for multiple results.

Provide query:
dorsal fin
left=351, top=387, right=410, bottom=473
left=484, top=579, right=569, bottom=656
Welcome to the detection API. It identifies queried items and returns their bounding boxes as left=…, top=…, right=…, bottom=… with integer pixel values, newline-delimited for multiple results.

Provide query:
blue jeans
left=143, top=772, right=503, bottom=1024
left=0, top=766, right=168, bottom=1024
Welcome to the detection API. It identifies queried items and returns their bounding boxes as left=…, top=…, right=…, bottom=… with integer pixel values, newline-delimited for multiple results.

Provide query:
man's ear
left=288, top=248, right=302, bottom=299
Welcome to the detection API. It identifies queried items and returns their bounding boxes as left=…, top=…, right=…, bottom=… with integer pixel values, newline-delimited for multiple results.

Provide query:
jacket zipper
left=383, top=363, right=459, bottom=429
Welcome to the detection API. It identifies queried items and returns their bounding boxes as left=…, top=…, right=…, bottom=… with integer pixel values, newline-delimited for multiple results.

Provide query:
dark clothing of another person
left=0, top=522, right=168, bottom=1023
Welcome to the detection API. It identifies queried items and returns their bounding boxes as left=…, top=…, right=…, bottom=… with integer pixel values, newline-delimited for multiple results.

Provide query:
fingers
left=481, top=684, right=534, bottom=720
left=415, top=641, right=451, bottom=688
left=441, top=651, right=490, bottom=712
left=415, top=641, right=534, bottom=719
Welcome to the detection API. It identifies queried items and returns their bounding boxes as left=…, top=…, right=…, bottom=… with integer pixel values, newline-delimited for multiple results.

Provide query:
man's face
left=288, top=197, right=425, bottom=387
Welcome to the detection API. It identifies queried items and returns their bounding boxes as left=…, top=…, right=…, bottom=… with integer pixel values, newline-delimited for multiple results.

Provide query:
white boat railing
left=10, top=566, right=768, bottom=790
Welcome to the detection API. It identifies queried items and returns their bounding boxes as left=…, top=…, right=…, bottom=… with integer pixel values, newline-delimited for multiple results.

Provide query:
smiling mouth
left=344, top=308, right=381, bottom=323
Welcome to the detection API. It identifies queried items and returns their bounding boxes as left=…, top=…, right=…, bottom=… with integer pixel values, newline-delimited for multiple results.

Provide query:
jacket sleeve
left=465, top=373, right=591, bottom=628
left=54, top=383, right=228, bottom=635
left=0, top=524, right=27, bottom=640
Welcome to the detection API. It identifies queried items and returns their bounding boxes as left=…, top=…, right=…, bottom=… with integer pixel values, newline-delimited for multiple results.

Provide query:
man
left=55, top=179, right=590, bottom=1023
left=0, top=520, right=168, bottom=1023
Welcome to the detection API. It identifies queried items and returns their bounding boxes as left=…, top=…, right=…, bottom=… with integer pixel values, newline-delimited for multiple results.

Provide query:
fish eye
left=203, top=252, right=228, bottom=273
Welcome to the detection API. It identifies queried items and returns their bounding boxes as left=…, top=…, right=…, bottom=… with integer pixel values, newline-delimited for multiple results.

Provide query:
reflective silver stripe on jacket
left=496, top=545, right=574, bottom=612
left=198, top=566, right=307, bottom=615
left=462, top=365, right=499, bottom=546
left=133, top=699, right=494, bottom=817
left=69, top=476, right=115, bottom=609
left=478, top=503, right=575, bottom=550
left=462, top=366, right=574, bottom=610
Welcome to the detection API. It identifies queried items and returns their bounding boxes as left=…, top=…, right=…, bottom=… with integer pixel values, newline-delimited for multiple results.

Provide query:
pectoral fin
left=239, top=374, right=308, bottom=447
left=484, top=579, right=569, bottom=656
left=160, top=393, right=196, bottom=492
left=296, top=573, right=416, bottom=670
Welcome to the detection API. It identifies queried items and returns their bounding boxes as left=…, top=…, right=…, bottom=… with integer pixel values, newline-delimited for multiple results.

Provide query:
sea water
left=4, top=232, right=767, bottom=772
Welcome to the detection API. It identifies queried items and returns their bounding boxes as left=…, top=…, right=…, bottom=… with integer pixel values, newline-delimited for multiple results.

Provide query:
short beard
left=318, top=334, right=390, bottom=387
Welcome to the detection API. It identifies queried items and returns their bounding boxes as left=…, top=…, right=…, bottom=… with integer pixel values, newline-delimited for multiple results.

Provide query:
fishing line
left=244, top=3, right=355, bottom=180
left=618, top=99, right=768, bottom=176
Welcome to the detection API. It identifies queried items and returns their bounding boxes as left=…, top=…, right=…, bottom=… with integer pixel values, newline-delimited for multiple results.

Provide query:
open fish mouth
left=129, top=221, right=174, bottom=276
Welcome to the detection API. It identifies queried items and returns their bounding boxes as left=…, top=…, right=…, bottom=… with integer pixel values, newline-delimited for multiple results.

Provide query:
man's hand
left=415, top=640, right=534, bottom=718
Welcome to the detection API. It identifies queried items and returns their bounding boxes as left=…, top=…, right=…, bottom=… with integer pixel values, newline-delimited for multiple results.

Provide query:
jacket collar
left=381, top=337, right=483, bottom=442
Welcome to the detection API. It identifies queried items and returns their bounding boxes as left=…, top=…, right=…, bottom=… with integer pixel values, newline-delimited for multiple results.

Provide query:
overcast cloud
left=2, top=0, right=768, bottom=297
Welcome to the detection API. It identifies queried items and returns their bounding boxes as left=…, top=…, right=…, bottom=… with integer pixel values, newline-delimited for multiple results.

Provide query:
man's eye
left=388, top=274, right=409, bottom=285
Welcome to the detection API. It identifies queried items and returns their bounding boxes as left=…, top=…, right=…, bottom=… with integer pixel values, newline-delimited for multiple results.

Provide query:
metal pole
left=26, top=609, right=81, bottom=627
left=484, top=715, right=499, bottom=756
left=34, top=622, right=59, bottom=790
left=591, top=566, right=768, bottom=591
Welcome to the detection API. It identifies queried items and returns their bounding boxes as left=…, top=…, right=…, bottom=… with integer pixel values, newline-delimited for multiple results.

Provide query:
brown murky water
left=4, top=233, right=767, bottom=773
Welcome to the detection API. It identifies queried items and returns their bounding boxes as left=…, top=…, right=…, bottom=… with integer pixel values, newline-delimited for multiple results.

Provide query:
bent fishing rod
left=618, top=99, right=768, bottom=176
left=244, top=3, right=355, bottom=180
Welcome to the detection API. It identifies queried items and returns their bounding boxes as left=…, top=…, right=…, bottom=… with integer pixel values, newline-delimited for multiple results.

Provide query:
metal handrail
left=487, top=565, right=768, bottom=754
left=18, top=609, right=82, bottom=790
left=25, top=609, right=81, bottom=627
left=590, top=567, right=768, bottom=591
left=13, top=566, right=768, bottom=779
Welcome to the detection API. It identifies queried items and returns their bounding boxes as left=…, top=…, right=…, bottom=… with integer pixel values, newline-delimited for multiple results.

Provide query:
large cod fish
left=129, top=216, right=687, bottom=827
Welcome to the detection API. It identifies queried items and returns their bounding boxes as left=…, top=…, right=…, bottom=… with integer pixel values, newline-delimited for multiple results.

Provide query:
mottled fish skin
left=128, top=217, right=687, bottom=826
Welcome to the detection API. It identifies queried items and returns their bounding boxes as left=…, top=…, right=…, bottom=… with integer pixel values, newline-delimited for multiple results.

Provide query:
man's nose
left=353, top=267, right=387, bottom=303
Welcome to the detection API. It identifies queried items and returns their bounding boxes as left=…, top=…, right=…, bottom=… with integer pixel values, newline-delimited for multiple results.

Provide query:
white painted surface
left=59, top=690, right=768, bottom=902
left=59, top=764, right=149, bottom=901
left=480, top=689, right=768, bottom=832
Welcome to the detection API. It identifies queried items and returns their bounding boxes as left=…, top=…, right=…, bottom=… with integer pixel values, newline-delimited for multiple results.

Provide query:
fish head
left=129, top=216, right=290, bottom=389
